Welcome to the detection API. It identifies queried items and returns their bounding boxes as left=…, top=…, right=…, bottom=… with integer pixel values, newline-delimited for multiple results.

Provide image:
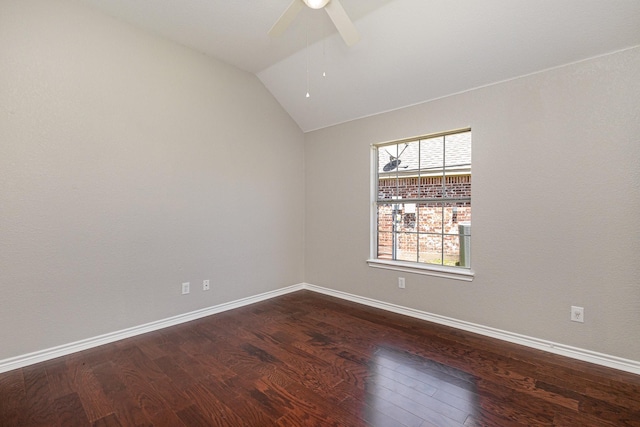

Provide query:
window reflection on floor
left=363, top=346, right=479, bottom=427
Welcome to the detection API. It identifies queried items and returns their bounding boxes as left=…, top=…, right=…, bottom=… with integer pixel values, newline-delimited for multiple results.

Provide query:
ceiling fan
left=269, top=0, right=360, bottom=47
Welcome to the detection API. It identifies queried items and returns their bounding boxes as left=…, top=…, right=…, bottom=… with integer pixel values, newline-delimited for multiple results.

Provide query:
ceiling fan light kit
left=303, top=0, right=330, bottom=9
left=269, top=0, right=360, bottom=47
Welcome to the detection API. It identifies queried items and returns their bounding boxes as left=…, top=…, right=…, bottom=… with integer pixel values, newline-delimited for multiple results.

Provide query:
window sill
left=366, top=259, right=474, bottom=282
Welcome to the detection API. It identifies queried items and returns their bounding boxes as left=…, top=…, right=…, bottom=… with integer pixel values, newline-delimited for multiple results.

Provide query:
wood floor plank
left=65, top=356, right=114, bottom=422
left=52, top=392, right=91, bottom=427
left=0, top=290, right=639, bottom=426
left=43, top=359, right=76, bottom=400
left=0, top=368, right=27, bottom=426
left=23, top=364, right=57, bottom=426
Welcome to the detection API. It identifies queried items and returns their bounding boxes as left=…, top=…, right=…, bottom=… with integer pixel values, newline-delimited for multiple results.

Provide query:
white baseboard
left=301, top=283, right=640, bottom=376
left=0, top=284, right=303, bottom=374
left=2, top=282, right=638, bottom=376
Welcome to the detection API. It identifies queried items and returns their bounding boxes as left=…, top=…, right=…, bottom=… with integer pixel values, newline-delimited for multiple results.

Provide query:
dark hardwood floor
left=1, top=290, right=639, bottom=426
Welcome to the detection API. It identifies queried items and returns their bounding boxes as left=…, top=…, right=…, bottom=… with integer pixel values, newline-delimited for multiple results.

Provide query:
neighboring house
left=377, top=132, right=471, bottom=266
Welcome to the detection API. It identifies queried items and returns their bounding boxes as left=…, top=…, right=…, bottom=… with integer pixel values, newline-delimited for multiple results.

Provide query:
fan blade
left=268, top=0, right=304, bottom=37
left=324, top=0, right=360, bottom=46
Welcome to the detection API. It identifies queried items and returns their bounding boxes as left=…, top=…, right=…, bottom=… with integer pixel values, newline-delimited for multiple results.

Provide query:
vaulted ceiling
left=81, top=0, right=640, bottom=132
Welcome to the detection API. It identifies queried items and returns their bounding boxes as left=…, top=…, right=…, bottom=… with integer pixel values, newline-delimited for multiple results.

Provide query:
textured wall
left=304, top=47, right=640, bottom=361
left=0, top=0, right=304, bottom=359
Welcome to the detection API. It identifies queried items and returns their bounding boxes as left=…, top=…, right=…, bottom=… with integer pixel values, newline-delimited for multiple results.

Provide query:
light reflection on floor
left=363, top=346, right=479, bottom=427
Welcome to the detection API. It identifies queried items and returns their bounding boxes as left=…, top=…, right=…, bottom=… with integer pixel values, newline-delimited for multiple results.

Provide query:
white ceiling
left=82, top=0, right=640, bottom=132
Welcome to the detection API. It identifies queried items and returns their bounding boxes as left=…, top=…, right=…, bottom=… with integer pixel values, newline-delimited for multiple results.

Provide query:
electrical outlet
left=203, top=280, right=210, bottom=291
left=181, top=282, right=190, bottom=295
left=571, top=306, right=584, bottom=323
left=398, top=277, right=406, bottom=289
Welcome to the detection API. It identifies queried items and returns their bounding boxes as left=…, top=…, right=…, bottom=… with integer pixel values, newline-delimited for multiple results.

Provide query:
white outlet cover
left=203, top=280, right=210, bottom=291
left=571, top=306, right=584, bottom=323
left=182, top=282, right=190, bottom=295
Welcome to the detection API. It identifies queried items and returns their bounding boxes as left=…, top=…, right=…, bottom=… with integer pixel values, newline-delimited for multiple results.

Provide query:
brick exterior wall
left=378, top=175, right=471, bottom=200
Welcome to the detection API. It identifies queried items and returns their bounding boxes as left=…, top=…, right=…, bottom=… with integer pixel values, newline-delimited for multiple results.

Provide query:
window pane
left=443, top=175, right=471, bottom=199
left=443, top=235, right=461, bottom=267
left=377, top=204, right=394, bottom=232
left=420, top=136, right=444, bottom=174
left=402, top=177, right=422, bottom=199
left=398, top=203, right=416, bottom=231
left=444, top=132, right=471, bottom=169
left=419, top=176, right=445, bottom=199
left=417, top=203, right=443, bottom=234
left=418, top=233, right=443, bottom=265
left=378, top=144, right=399, bottom=200
left=443, top=203, right=472, bottom=235
left=444, top=131, right=472, bottom=197
left=377, top=231, right=393, bottom=260
left=378, top=178, right=395, bottom=200
left=401, top=140, right=420, bottom=174
left=444, top=202, right=471, bottom=267
left=396, top=232, right=418, bottom=263
left=455, top=202, right=471, bottom=224
left=379, top=144, right=400, bottom=174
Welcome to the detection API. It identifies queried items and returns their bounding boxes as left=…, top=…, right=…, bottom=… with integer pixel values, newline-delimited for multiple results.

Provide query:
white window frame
left=367, top=128, right=474, bottom=281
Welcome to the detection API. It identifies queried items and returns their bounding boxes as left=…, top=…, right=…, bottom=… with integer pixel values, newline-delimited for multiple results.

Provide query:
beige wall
left=0, top=0, right=304, bottom=359
left=305, top=47, right=640, bottom=361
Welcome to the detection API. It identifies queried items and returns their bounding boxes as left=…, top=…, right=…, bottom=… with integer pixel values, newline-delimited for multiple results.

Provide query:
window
left=368, top=128, right=473, bottom=280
